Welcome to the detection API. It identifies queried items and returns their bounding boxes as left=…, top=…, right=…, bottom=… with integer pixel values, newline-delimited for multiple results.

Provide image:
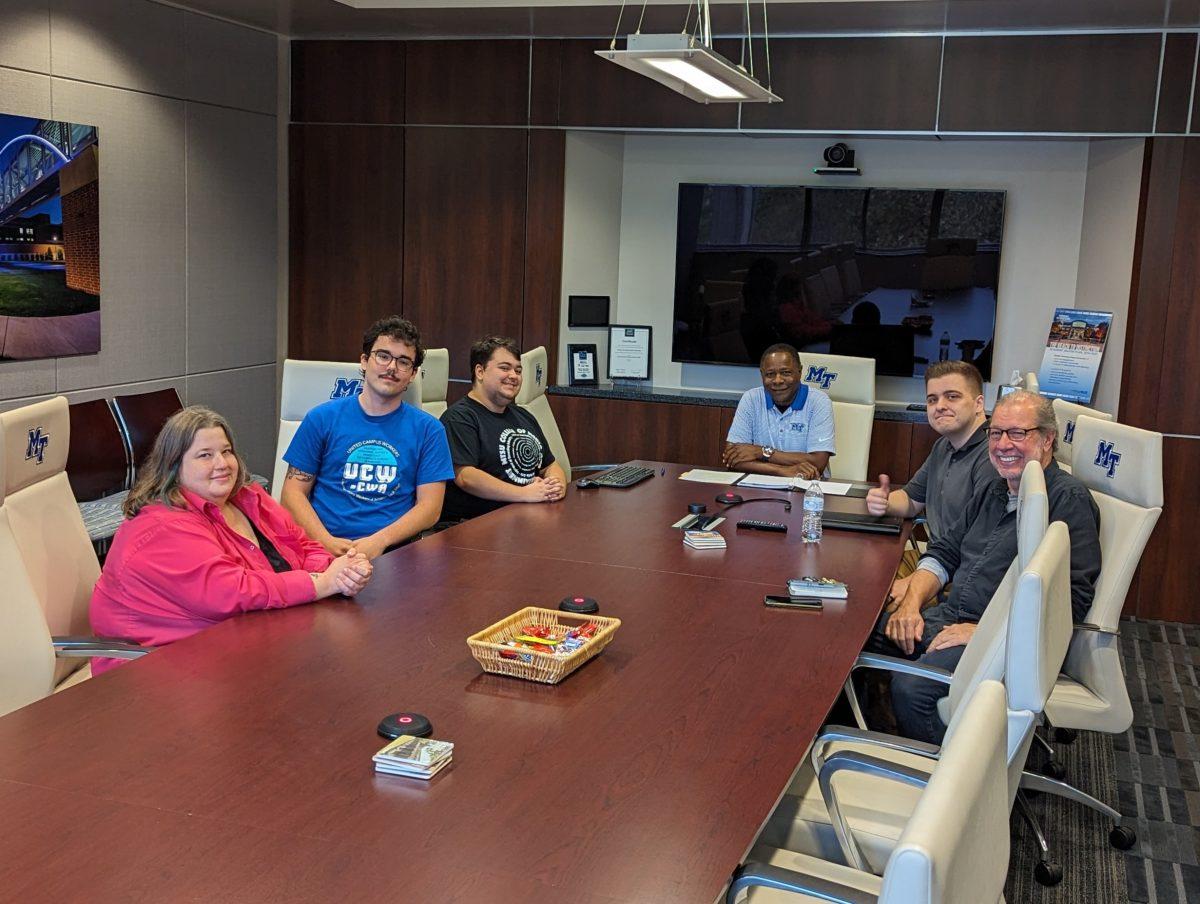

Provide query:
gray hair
left=994, top=389, right=1058, bottom=453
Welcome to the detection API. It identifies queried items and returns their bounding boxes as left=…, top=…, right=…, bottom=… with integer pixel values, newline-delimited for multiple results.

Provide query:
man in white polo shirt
left=721, top=343, right=836, bottom=479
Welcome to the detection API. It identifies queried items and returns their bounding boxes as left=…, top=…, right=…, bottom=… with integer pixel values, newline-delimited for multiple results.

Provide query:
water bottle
left=802, top=482, right=824, bottom=543
left=938, top=331, right=951, bottom=362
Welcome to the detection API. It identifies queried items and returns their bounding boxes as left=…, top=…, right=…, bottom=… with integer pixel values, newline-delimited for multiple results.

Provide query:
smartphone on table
left=763, top=595, right=823, bottom=611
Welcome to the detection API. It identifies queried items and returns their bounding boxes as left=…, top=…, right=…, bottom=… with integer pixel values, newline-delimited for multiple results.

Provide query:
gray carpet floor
left=1116, top=618, right=1200, bottom=904
left=1005, top=616, right=1200, bottom=903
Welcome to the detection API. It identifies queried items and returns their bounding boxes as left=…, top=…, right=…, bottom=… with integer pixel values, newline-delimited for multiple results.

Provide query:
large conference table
left=0, top=461, right=909, bottom=904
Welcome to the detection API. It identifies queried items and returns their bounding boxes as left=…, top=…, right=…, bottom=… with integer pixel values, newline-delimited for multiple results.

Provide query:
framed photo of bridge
left=0, top=112, right=100, bottom=360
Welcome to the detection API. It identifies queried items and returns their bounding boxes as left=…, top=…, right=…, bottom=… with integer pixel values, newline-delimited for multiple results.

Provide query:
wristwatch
left=761, top=446, right=775, bottom=461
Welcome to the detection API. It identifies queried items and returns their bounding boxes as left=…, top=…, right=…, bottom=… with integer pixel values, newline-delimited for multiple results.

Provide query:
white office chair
left=1051, top=398, right=1113, bottom=472
left=418, top=348, right=449, bottom=417
left=0, top=397, right=99, bottom=688
left=0, top=499, right=56, bottom=717
left=797, top=352, right=875, bottom=482
left=273, top=360, right=365, bottom=499
left=1023, top=414, right=1163, bottom=851
left=0, top=397, right=150, bottom=702
left=516, top=345, right=573, bottom=475
left=773, top=466, right=1075, bottom=885
left=729, top=680, right=1011, bottom=904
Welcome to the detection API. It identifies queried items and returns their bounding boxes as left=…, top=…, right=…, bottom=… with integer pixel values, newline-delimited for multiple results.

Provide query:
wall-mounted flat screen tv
left=671, top=183, right=1006, bottom=380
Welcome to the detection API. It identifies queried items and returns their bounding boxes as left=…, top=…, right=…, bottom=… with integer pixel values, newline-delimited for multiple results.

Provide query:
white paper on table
left=678, top=469, right=744, bottom=484
left=793, top=479, right=853, bottom=496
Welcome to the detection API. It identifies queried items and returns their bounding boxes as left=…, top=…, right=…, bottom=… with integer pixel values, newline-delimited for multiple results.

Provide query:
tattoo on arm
left=286, top=466, right=315, bottom=483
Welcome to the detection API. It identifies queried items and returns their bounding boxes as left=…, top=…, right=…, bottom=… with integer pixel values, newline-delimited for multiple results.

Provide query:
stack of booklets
left=373, top=735, right=454, bottom=780
left=684, top=530, right=727, bottom=550
left=787, top=576, right=849, bottom=599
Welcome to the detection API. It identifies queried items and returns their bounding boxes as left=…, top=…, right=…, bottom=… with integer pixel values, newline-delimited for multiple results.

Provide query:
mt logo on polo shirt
left=342, top=439, right=401, bottom=500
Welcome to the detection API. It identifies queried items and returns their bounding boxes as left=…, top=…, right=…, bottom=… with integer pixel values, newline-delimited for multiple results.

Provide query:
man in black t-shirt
left=440, top=336, right=567, bottom=522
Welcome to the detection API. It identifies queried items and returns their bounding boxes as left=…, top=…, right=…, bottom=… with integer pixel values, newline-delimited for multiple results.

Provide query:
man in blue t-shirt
left=281, top=316, right=454, bottom=560
left=722, top=343, right=836, bottom=479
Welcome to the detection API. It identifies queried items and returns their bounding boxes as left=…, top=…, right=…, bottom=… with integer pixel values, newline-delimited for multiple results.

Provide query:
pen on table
left=660, top=467, right=665, bottom=476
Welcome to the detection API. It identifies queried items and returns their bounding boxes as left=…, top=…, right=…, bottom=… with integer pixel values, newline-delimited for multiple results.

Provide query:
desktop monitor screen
left=671, top=183, right=1006, bottom=380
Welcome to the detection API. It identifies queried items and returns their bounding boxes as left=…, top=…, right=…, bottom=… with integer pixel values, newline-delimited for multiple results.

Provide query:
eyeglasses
left=987, top=426, right=1042, bottom=442
left=368, top=349, right=415, bottom=372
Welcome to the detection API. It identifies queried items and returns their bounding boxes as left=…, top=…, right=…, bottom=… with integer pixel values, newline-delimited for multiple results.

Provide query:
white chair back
left=418, top=348, right=449, bottom=417
left=0, top=397, right=99, bottom=686
left=797, top=352, right=875, bottom=481
left=1070, top=415, right=1163, bottom=632
left=879, top=680, right=1009, bottom=904
left=1003, top=521, right=1074, bottom=772
left=1042, top=416, right=1163, bottom=738
left=1052, top=399, right=1113, bottom=471
left=1016, top=460, right=1049, bottom=571
left=272, top=359, right=427, bottom=499
left=515, top=346, right=571, bottom=475
left=0, top=435, right=56, bottom=717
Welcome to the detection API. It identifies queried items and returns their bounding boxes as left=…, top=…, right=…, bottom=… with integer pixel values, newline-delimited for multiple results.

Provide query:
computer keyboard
left=587, top=465, right=656, bottom=488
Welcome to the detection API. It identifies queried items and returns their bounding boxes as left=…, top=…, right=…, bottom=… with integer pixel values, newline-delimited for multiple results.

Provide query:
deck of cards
left=373, top=734, right=454, bottom=780
left=684, top=529, right=726, bottom=550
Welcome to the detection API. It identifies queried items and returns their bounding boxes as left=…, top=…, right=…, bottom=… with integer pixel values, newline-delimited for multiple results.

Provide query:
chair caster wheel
left=1053, top=727, right=1078, bottom=744
left=1039, top=760, right=1067, bottom=780
left=1034, top=860, right=1064, bottom=887
left=1110, top=825, right=1137, bottom=850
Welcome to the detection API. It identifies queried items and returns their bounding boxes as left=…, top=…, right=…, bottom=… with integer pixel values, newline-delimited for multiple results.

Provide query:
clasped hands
left=320, top=548, right=373, bottom=597
left=720, top=442, right=820, bottom=480
left=521, top=475, right=566, bottom=503
left=883, top=573, right=975, bottom=656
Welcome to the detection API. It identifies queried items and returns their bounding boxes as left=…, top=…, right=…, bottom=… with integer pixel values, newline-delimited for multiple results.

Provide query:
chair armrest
left=726, top=862, right=878, bottom=904
left=818, top=750, right=932, bottom=873
left=811, top=724, right=941, bottom=778
left=52, top=636, right=153, bottom=660
left=1073, top=622, right=1119, bottom=636
left=852, top=652, right=953, bottom=684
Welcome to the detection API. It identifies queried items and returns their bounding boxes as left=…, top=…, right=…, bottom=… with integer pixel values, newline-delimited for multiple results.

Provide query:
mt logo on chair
left=1094, top=440, right=1121, bottom=478
left=25, top=426, right=49, bottom=464
left=805, top=366, right=837, bottom=389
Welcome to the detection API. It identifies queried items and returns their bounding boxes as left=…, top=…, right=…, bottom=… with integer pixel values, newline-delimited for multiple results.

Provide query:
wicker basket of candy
left=466, top=606, right=622, bottom=684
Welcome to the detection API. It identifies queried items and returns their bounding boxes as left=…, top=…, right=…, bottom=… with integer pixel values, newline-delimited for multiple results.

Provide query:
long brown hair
left=123, top=406, right=250, bottom=517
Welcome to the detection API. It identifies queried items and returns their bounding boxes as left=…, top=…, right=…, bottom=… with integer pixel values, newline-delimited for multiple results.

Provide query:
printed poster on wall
left=0, top=112, right=100, bottom=360
left=1035, top=308, right=1113, bottom=404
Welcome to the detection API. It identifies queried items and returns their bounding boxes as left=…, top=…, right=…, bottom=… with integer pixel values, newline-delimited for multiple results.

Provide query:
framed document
left=568, top=343, right=598, bottom=386
left=607, top=324, right=652, bottom=380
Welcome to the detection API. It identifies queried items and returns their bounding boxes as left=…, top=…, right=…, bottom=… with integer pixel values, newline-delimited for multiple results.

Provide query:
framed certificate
left=607, top=324, right=652, bottom=380
left=568, top=343, right=598, bottom=386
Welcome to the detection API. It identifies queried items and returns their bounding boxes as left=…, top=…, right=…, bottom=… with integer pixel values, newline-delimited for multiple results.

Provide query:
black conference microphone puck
left=717, top=492, right=744, bottom=506
left=558, top=595, right=600, bottom=614
left=377, top=712, right=433, bottom=740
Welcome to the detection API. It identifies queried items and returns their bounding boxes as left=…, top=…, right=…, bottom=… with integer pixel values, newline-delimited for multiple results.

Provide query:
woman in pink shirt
left=90, top=406, right=372, bottom=673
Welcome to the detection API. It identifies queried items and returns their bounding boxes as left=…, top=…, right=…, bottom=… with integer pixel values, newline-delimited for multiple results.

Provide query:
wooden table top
left=0, top=461, right=907, bottom=904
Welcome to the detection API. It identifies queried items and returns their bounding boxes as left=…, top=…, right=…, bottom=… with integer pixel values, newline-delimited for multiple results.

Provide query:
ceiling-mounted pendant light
left=597, top=0, right=782, bottom=104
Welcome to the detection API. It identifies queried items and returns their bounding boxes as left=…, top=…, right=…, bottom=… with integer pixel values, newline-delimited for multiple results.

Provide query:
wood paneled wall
left=289, top=41, right=564, bottom=379
left=1119, top=137, right=1200, bottom=623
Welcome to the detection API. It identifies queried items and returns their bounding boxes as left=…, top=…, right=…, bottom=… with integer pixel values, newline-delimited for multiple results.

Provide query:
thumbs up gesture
left=866, top=474, right=892, bottom=516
